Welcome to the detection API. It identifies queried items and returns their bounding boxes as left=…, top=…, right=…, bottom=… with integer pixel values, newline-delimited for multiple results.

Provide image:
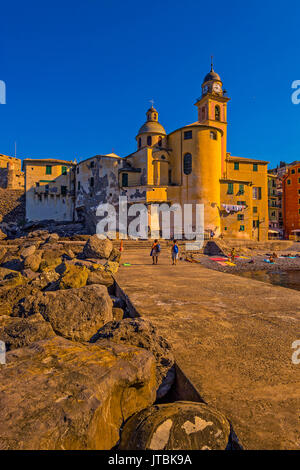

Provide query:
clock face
left=213, top=82, right=221, bottom=93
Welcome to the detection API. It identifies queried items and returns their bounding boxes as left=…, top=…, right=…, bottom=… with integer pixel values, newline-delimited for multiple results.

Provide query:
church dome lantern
left=136, top=104, right=166, bottom=149
left=202, top=57, right=223, bottom=96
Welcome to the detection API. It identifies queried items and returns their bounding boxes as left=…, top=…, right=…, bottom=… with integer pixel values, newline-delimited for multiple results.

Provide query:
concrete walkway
left=116, top=249, right=300, bottom=450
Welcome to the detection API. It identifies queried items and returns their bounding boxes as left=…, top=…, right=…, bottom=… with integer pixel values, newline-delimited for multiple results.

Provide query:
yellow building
left=119, top=64, right=269, bottom=240
left=22, top=158, right=75, bottom=222
left=22, top=63, right=269, bottom=240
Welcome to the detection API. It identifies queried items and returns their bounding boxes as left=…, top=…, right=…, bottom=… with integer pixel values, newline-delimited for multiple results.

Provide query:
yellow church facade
left=120, top=64, right=269, bottom=241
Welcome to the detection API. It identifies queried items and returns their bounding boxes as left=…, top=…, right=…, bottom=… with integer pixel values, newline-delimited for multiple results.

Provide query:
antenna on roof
left=211, top=55, right=214, bottom=71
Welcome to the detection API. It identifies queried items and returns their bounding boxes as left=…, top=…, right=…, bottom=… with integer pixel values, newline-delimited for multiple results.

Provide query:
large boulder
left=30, top=270, right=60, bottom=290
left=39, top=249, right=63, bottom=272
left=87, top=269, right=114, bottom=288
left=83, top=235, right=113, bottom=260
left=0, top=272, right=28, bottom=289
left=0, top=229, right=7, bottom=240
left=20, top=245, right=36, bottom=259
left=0, top=336, right=157, bottom=449
left=59, top=264, right=88, bottom=289
left=0, top=313, right=55, bottom=350
left=119, top=401, right=234, bottom=450
left=0, top=285, right=40, bottom=316
left=91, top=318, right=175, bottom=399
left=27, top=285, right=113, bottom=341
left=24, top=252, right=42, bottom=272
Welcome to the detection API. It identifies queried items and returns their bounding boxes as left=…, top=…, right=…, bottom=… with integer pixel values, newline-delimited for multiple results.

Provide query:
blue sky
left=0, top=0, right=299, bottom=168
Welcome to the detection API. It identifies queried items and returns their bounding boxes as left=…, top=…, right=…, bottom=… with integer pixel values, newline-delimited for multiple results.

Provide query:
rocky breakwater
left=0, top=234, right=237, bottom=450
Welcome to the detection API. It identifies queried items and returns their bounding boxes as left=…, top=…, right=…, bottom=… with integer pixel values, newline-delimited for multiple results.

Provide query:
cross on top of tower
left=149, top=99, right=155, bottom=108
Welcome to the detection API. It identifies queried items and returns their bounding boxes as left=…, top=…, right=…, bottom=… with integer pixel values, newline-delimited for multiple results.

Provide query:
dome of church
left=203, top=68, right=221, bottom=83
left=137, top=105, right=166, bottom=135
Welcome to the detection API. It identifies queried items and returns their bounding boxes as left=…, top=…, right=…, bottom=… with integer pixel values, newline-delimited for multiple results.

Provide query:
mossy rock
left=59, top=264, right=89, bottom=289
left=0, top=272, right=28, bottom=289
left=39, top=251, right=62, bottom=272
left=104, top=261, right=119, bottom=275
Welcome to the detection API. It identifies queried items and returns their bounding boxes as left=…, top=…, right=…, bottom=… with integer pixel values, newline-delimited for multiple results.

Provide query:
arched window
left=147, top=135, right=152, bottom=146
left=183, top=153, right=192, bottom=175
left=158, top=136, right=162, bottom=147
left=210, top=131, right=217, bottom=140
left=138, top=138, right=141, bottom=148
left=215, top=105, right=220, bottom=121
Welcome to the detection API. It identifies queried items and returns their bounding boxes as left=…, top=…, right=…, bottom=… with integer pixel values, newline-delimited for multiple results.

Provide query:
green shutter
left=227, top=183, right=234, bottom=194
left=62, top=166, right=67, bottom=175
left=234, top=162, right=239, bottom=170
left=253, top=164, right=258, bottom=171
left=46, top=165, right=52, bottom=175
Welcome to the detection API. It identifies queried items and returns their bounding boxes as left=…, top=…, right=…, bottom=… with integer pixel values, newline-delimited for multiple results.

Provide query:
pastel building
left=22, top=64, right=269, bottom=240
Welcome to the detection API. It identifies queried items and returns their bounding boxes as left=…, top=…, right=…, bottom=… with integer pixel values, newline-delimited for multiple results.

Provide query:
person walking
left=150, top=239, right=160, bottom=265
left=171, top=239, right=179, bottom=265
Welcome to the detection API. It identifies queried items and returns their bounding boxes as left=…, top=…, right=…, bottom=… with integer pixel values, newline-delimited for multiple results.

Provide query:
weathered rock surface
left=0, top=336, right=157, bottom=449
left=87, top=269, right=114, bottom=288
left=39, top=249, right=63, bottom=271
left=0, top=272, right=27, bottom=289
left=0, top=313, right=55, bottom=350
left=0, top=229, right=7, bottom=240
left=28, top=285, right=113, bottom=341
left=20, top=245, right=36, bottom=258
left=0, top=247, right=7, bottom=263
left=59, top=264, right=88, bottom=289
left=0, top=285, right=40, bottom=316
left=108, top=248, right=121, bottom=263
left=30, top=270, right=60, bottom=290
left=112, top=308, right=124, bottom=322
left=83, top=235, right=113, bottom=260
left=91, top=318, right=175, bottom=399
left=23, top=252, right=42, bottom=272
left=104, top=261, right=119, bottom=275
left=119, top=401, right=233, bottom=450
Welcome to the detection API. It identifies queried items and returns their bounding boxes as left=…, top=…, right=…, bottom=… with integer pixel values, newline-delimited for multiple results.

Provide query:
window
left=168, top=169, right=172, bottom=184
left=147, top=136, right=152, bottom=146
left=138, top=138, right=141, bottom=149
left=298, top=168, right=300, bottom=173
left=210, top=131, right=217, bottom=140
left=239, top=225, right=245, bottom=231
left=158, top=137, right=162, bottom=147
left=224, top=227, right=227, bottom=231
left=291, top=169, right=295, bottom=174
left=76, top=167, right=79, bottom=174
left=253, top=164, right=258, bottom=172
left=122, top=173, right=128, bottom=187
left=298, top=178, right=300, bottom=184
left=234, top=162, right=239, bottom=170
left=77, top=181, right=80, bottom=190
left=253, top=220, right=259, bottom=228
left=183, top=153, right=192, bottom=175
left=271, top=211, right=276, bottom=217
left=90, top=161, right=95, bottom=168
left=299, top=199, right=300, bottom=204
left=253, top=206, right=258, bottom=213
left=202, top=107, right=206, bottom=120
left=253, top=187, right=262, bottom=199
left=46, top=165, right=52, bottom=175
left=61, top=166, right=67, bottom=175
left=287, top=179, right=291, bottom=185
left=237, top=201, right=246, bottom=205
left=227, top=183, right=234, bottom=194
left=299, top=190, right=300, bottom=195
left=239, top=184, right=244, bottom=194
left=61, top=186, right=67, bottom=196
left=184, top=130, right=192, bottom=140
left=215, top=105, right=220, bottom=121
left=237, top=214, right=244, bottom=221
left=90, top=177, right=94, bottom=187
left=35, top=182, right=40, bottom=187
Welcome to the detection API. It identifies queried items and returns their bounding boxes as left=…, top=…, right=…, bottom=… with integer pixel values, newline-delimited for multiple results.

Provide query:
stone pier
left=116, top=248, right=300, bottom=450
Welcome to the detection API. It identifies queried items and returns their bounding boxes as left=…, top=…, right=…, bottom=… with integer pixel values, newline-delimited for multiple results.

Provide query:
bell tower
left=195, top=58, right=230, bottom=174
